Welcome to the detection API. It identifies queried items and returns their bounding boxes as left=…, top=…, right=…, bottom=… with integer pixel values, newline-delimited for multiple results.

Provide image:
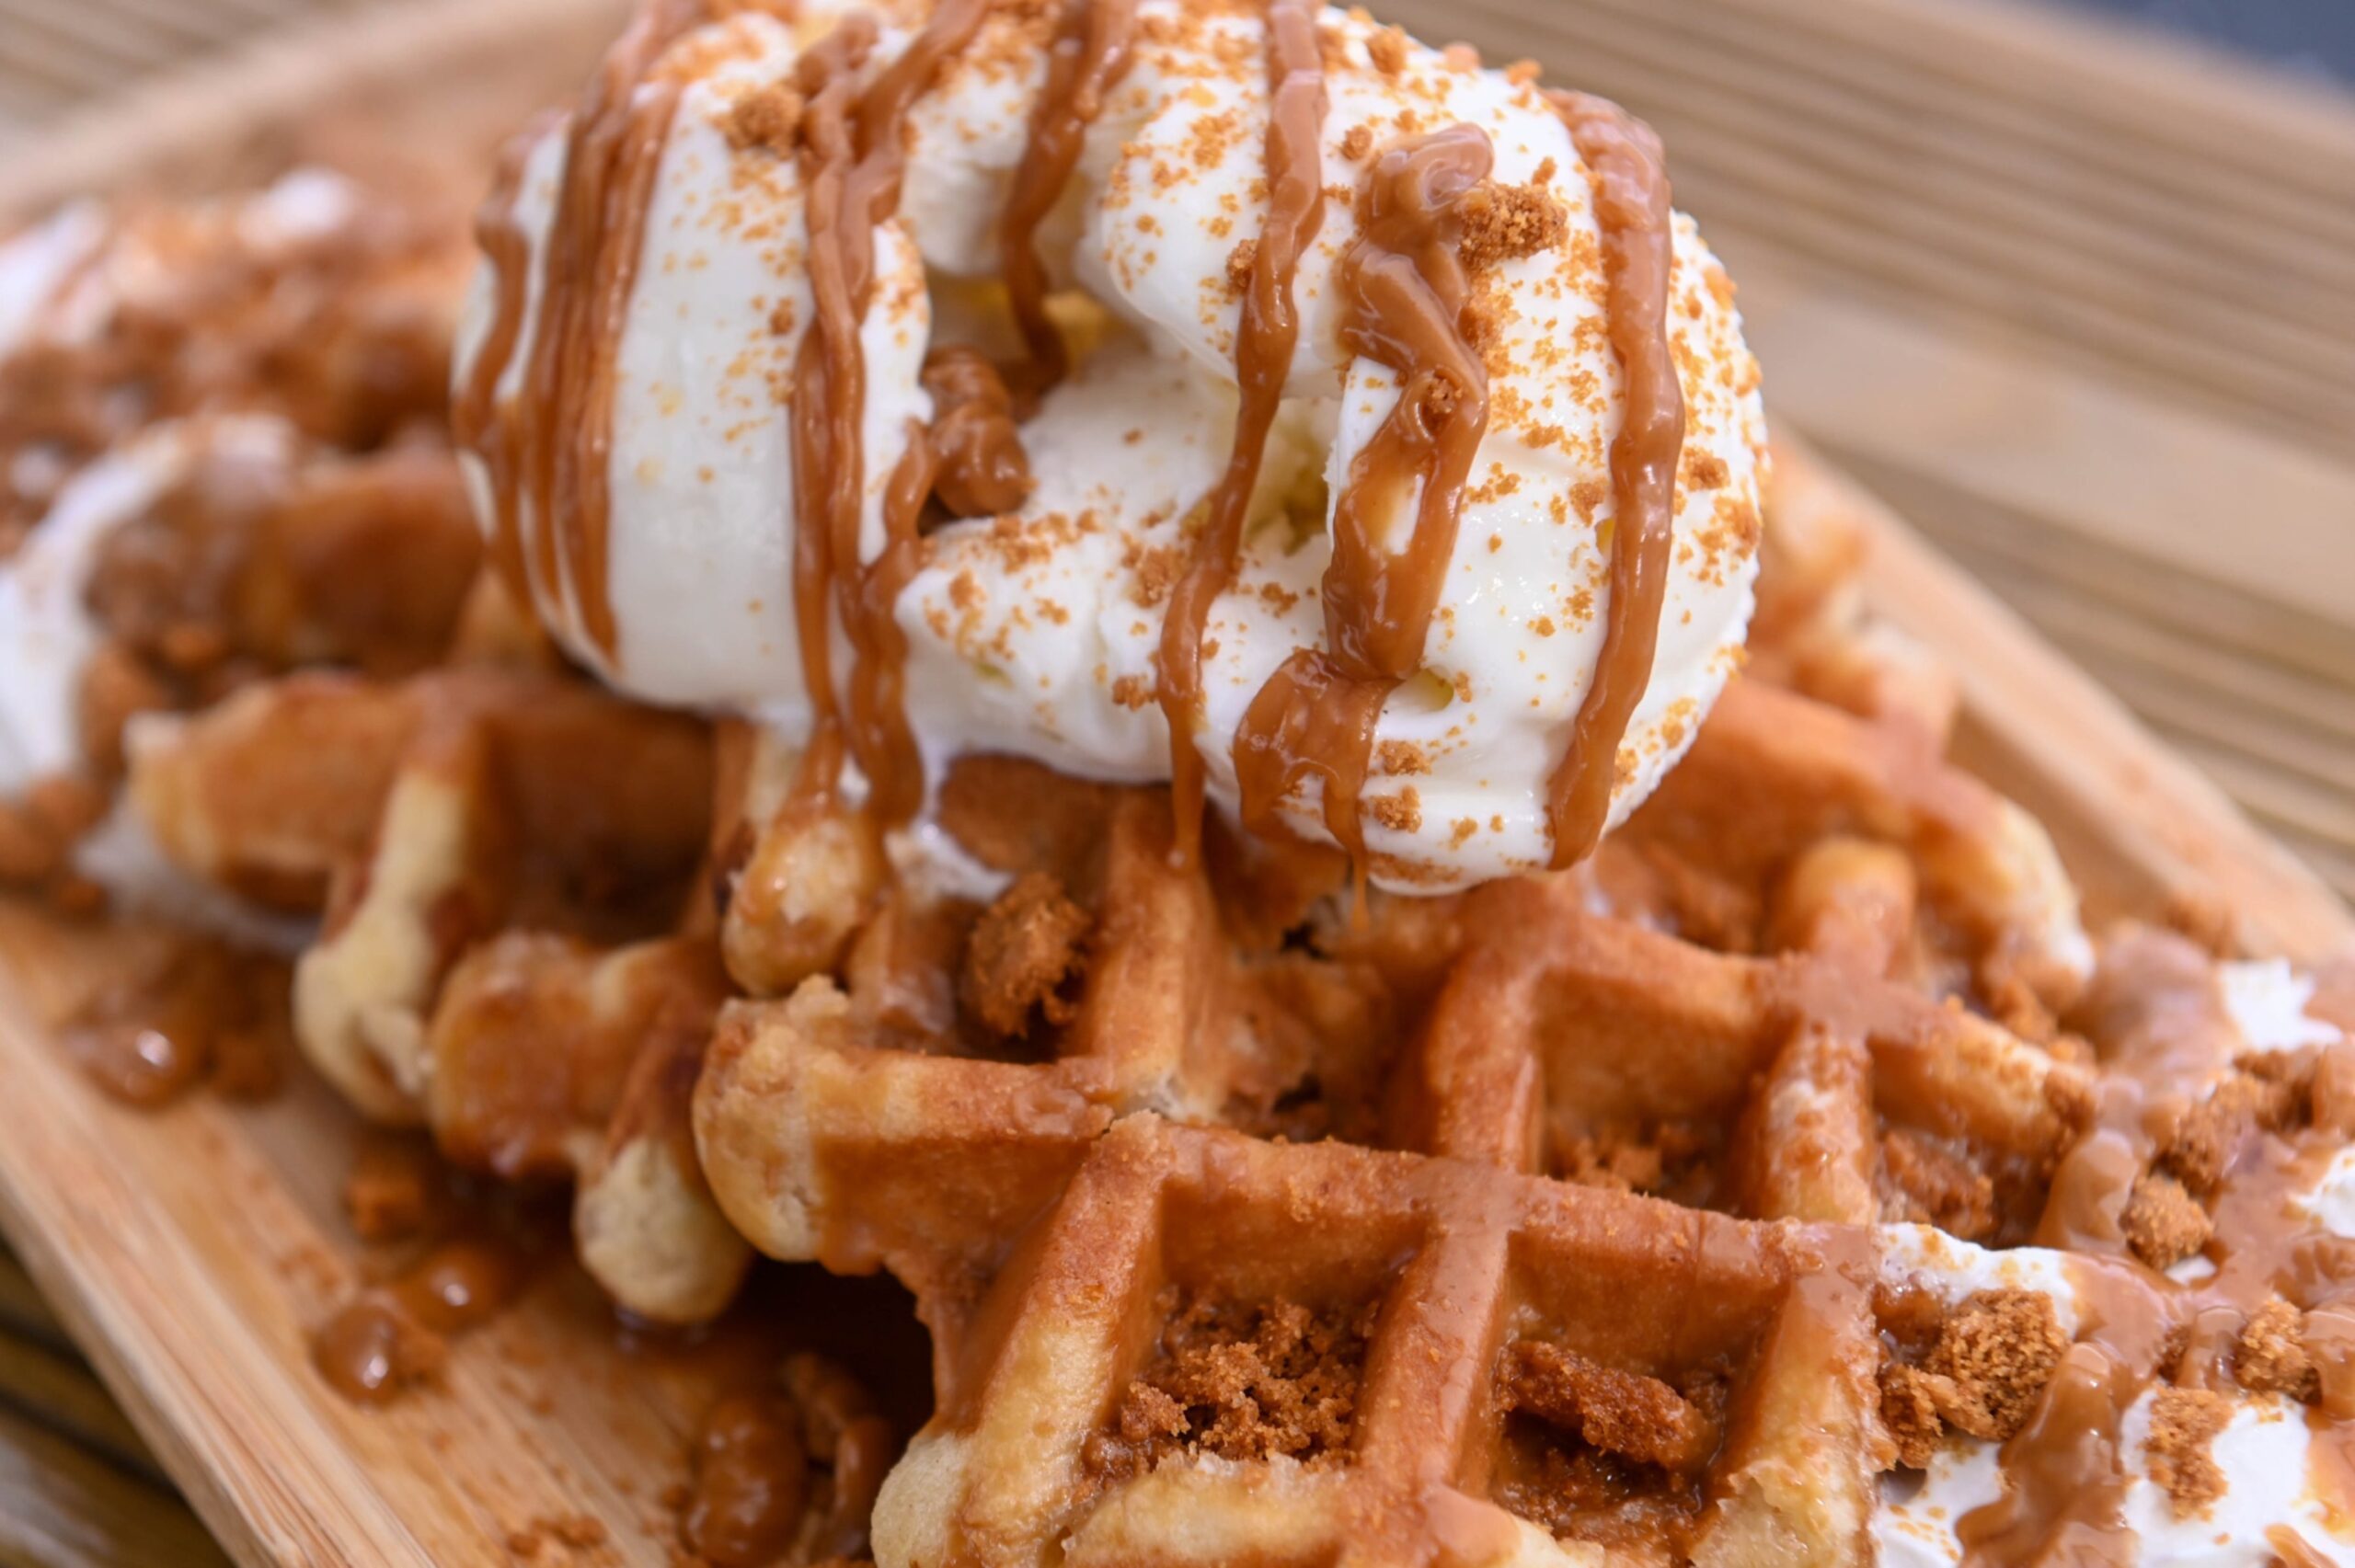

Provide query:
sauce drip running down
left=681, top=1352, right=899, bottom=1565
left=504, top=0, right=703, bottom=658
left=452, top=113, right=555, bottom=601
left=1540, top=91, right=1684, bottom=869
left=684, top=1392, right=810, bottom=1566
left=920, top=345, right=1033, bottom=518
left=1232, top=123, right=1493, bottom=874
left=1153, top=0, right=1328, bottom=867
left=787, top=0, right=992, bottom=822
left=60, top=940, right=284, bottom=1105
left=1001, top=0, right=1139, bottom=385
left=1954, top=1344, right=2140, bottom=1567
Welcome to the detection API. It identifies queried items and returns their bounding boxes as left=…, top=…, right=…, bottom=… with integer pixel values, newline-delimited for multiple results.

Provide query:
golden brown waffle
left=126, top=655, right=753, bottom=1322
left=0, top=169, right=471, bottom=556
left=687, top=448, right=2355, bottom=1565
left=59, top=142, right=2354, bottom=1557
left=875, top=1115, right=1880, bottom=1568
left=691, top=776, right=2078, bottom=1560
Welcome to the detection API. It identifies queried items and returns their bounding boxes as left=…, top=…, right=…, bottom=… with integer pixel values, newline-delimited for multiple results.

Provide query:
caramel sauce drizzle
left=787, top=0, right=991, bottom=821
left=1540, top=91, right=1683, bottom=869
left=60, top=940, right=285, bottom=1106
left=1153, top=0, right=1328, bottom=866
left=921, top=345, right=1034, bottom=516
left=683, top=1354, right=898, bottom=1565
left=685, top=1392, right=811, bottom=1565
left=452, top=114, right=556, bottom=601
left=1231, top=123, right=1493, bottom=874
left=1001, top=0, right=1139, bottom=385
left=1957, top=932, right=2355, bottom=1564
left=1956, top=1343, right=2140, bottom=1567
left=523, top=1, right=702, bottom=658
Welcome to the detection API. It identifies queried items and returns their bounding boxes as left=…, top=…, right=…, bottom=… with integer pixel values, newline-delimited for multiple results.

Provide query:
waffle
left=674, top=441, right=2125, bottom=1562
left=0, top=166, right=470, bottom=555
left=125, top=650, right=755, bottom=1323
left=875, top=1114, right=1880, bottom=1568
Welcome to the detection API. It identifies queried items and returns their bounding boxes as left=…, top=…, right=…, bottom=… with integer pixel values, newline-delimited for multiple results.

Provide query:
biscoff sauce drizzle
left=1955, top=1344, right=2141, bottom=1567
left=787, top=0, right=993, bottom=818
left=1539, top=91, right=1683, bottom=869
left=919, top=345, right=1032, bottom=516
left=453, top=114, right=557, bottom=601
left=1954, top=932, right=2355, bottom=1565
left=1153, top=0, right=1328, bottom=866
left=514, top=0, right=705, bottom=659
left=1231, top=123, right=1493, bottom=875
left=1001, top=0, right=1139, bottom=385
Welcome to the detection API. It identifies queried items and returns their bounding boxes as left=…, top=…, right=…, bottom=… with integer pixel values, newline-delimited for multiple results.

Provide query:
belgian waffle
left=125, top=647, right=755, bottom=1322
left=691, top=446, right=2355, bottom=1565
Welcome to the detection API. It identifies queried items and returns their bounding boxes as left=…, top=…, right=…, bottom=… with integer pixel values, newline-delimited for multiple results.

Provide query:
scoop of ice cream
left=454, top=0, right=1768, bottom=889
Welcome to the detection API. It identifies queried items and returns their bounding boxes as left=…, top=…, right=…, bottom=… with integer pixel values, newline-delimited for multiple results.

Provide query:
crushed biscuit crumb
left=1086, top=1293, right=1371, bottom=1483
left=959, top=873, right=1092, bottom=1037
left=1879, top=1361, right=1947, bottom=1471
left=724, top=84, right=804, bottom=155
left=2123, top=1172, right=2211, bottom=1270
left=1367, top=788, right=1420, bottom=833
left=1225, top=236, right=1259, bottom=297
left=2146, top=1386, right=2231, bottom=1517
left=1456, top=181, right=1568, bottom=272
left=1504, top=1341, right=1719, bottom=1473
left=2162, top=1070, right=2301, bottom=1193
left=2235, top=1298, right=2317, bottom=1400
left=1879, top=1288, right=2067, bottom=1463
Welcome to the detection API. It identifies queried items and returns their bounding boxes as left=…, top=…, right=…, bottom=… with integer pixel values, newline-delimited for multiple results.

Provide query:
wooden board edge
left=1798, top=433, right=2355, bottom=963
left=0, top=984, right=413, bottom=1568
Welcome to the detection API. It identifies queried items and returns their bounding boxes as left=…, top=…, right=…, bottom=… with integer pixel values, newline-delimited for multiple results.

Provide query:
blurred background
left=0, top=2, right=2349, bottom=1557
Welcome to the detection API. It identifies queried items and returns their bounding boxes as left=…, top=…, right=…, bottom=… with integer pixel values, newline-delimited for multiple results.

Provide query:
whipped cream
left=454, top=0, right=1767, bottom=889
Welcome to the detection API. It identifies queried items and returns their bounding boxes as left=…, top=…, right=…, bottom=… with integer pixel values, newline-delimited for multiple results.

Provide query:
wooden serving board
left=0, top=3, right=2348, bottom=1565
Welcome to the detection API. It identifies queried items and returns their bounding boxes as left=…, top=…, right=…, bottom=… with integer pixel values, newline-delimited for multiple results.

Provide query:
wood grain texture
left=0, top=915, right=760, bottom=1568
left=0, top=1404, right=231, bottom=1568
left=0, top=1243, right=222, bottom=1568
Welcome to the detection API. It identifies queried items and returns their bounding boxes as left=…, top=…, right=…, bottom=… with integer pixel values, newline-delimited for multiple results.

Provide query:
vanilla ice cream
left=454, top=0, right=1769, bottom=890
